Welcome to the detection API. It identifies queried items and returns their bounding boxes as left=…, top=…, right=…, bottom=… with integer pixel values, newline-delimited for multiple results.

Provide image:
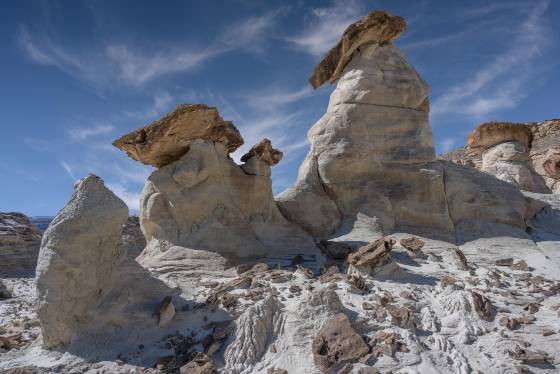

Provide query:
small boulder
left=312, top=313, right=369, bottom=372
left=470, top=291, right=492, bottom=321
left=347, top=238, right=395, bottom=273
left=240, top=138, right=283, bottom=166
left=399, top=236, right=425, bottom=253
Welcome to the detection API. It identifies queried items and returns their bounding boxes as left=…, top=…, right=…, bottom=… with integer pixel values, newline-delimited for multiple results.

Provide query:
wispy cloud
left=67, top=123, right=115, bottom=141
left=286, top=0, right=363, bottom=56
left=19, top=11, right=281, bottom=87
left=431, top=0, right=551, bottom=119
left=59, top=160, right=76, bottom=180
left=123, top=92, right=175, bottom=120
left=106, top=182, right=141, bottom=212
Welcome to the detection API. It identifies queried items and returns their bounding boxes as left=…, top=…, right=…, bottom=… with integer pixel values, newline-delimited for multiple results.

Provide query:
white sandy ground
left=1, top=193, right=559, bottom=373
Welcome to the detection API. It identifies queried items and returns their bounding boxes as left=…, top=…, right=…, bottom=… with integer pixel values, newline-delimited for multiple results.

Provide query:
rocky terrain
left=0, top=213, right=42, bottom=277
left=440, top=119, right=560, bottom=194
left=1, top=9, right=559, bottom=374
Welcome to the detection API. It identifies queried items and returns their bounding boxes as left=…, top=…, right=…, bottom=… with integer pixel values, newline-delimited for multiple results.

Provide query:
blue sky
left=1, top=0, right=559, bottom=216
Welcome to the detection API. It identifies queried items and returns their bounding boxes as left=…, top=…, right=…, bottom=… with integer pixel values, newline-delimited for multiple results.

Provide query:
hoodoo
left=276, top=10, right=541, bottom=243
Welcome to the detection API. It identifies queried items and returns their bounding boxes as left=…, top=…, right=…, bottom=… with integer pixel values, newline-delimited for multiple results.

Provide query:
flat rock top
left=309, top=10, right=406, bottom=89
left=113, top=104, right=244, bottom=168
left=467, top=122, right=534, bottom=152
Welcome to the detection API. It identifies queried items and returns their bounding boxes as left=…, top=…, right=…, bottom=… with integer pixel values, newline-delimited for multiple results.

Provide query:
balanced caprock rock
left=114, top=105, right=317, bottom=261
left=441, top=119, right=560, bottom=194
left=36, top=175, right=177, bottom=350
left=276, top=10, right=543, bottom=242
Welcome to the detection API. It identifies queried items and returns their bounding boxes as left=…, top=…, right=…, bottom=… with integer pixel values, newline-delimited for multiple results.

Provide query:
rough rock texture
left=277, top=22, right=538, bottom=242
left=309, top=10, right=406, bottom=88
left=240, top=138, right=283, bottom=166
left=139, top=139, right=317, bottom=258
left=35, top=175, right=176, bottom=349
left=441, top=119, right=560, bottom=193
left=113, top=104, right=244, bottom=168
left=223, top=296, right=282, bottom=374
left=121, top=216, right=146, bottom=258
left=347, top=238, right=395, bottom=273
left=0, top=212, right=42, bottom=276
left=467, top=122, right=533, bottom=151
left=312, top=313, right=369, bottom=372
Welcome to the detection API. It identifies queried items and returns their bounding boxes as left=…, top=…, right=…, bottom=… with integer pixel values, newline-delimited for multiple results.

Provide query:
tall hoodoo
left=277, top=10, right=540, bottom=242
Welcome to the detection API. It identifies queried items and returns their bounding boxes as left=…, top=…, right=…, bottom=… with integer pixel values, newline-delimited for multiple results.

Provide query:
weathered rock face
left=139, top=139, right=316, bottom=258
left=36, top=175, right=175, bottom=349
left=113, top=104, right=244, bottom=168
left=441, top=119, right=560, bottom=194
left=0, top=212, right=42, bottom=276
left=309, top=10, right=406, bottom=89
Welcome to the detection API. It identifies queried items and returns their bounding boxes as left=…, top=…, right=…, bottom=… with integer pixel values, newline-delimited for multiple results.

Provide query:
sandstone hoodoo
left=115, top=105, right=317, bottom=259
left=113, top=104, right=244, bottom=168
left=276, top=10, right=539, bottom=242
left=36, top=175, right=176, bottom=349
left=0, top=212, right=42, bottom=276
left=441, top=119, right=560, bottom=193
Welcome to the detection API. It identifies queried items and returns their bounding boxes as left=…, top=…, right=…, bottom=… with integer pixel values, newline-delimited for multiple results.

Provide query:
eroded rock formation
left=0, top=212, right=42, bottom=276
left=113, top=104, right=244, bottom=168
left=113, top=105, right=318, bottom=260
left=277, top=11, right=539, bottom=242
left=441, top=119, right=560, bottom=193
left=36, top=175, right=176, bottom=349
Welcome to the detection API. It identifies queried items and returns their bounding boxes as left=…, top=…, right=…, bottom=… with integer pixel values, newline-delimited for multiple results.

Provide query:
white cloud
left=246, top=85, right=315, bottom=110
left=106, top=182, right=140, bottom=212
left=19, top=11, right=281, bottom=87
left=67, top=123, right=115, bottom=141
left=124, top=92, right=175, bottom=120
left=286, top=0, right=363, bottom=56
left=59, top=160, right=76, bottom=180
left=431, top=0, right=550, bottom=119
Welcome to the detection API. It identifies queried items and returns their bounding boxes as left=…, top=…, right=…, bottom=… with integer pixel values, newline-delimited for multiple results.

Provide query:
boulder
left=347, top=238, right=394, bottom=270
left=139, top=138, right=317, bottom=258
left=240, top=138, right=283, bottom=166
left=0, top=212, right=42, bottom=276
left=36, top=175, right=176, bottom=349
left=113, top=104, right=243, bottom=168
left=180, top=353, right=216, bottom=374
left=312, top=313, right=369, bottom=372
left=309, top=10, right=406, bottom=89
left=399, top=236, right=424, bottom=252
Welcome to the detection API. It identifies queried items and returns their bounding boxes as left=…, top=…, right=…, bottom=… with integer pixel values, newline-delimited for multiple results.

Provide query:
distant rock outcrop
left=440, top=119, right=560, bottom=194
left=36, top=175, right=176, bottom=349
left=121, top=216, right=146, bottom=258
left=0, top=212, right=42, bottom=276
left=113, top=104, right=244, bottom=168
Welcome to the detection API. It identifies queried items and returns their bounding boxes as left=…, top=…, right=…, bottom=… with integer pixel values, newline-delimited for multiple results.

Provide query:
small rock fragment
left=512, top=260, right=529, bottom=271
left=154, top=296, right=176, bottom=327
left=471, top=291, right=492, bottom=321
left=399, top=236, right=425, bottom=253
left=496, top=258, right=514, bottom=266
left=180, top=352, right=216, bottom=374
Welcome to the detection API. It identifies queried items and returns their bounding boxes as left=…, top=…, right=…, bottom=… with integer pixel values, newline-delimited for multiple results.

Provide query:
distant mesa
left=112, top=104, right=244, bottom=168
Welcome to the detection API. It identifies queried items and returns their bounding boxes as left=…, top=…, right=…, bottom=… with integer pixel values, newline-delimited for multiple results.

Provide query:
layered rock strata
left=36, top=175, right=176, bottom=349
left=0, top=212, right=42, bottom=276
left=277, top=11, right=540, bottom=242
